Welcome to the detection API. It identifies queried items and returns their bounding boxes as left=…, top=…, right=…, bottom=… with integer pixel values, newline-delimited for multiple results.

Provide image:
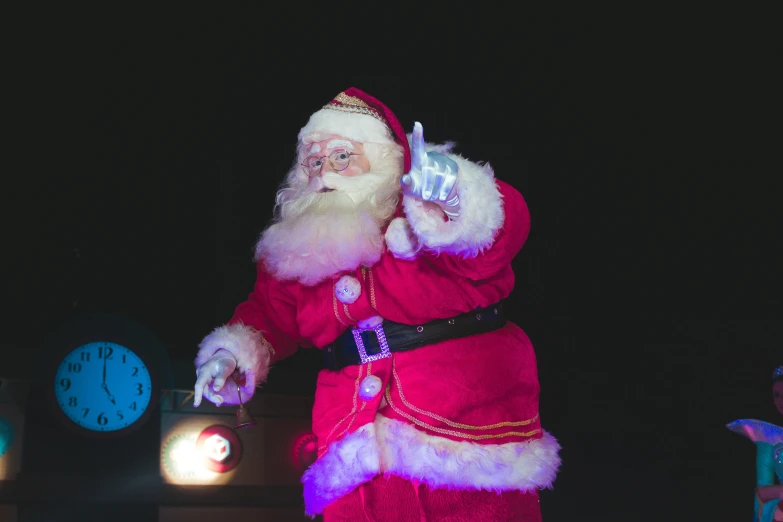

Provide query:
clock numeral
left=129, top=402, right=137, bottom=411
left=117, top=411, right=124, bottom=421
left=59, top=378, right=71, bottom=391
left=122, top=354, right=127, bottom=364
left=135, top=383, right=143, bottom=395
left=97, top=412, right=108, bottom=426
left=68, top=362, right=82, bottom=373
left=132, top=367, right=139, bottom=377
left=68, top=397, right=78, bottom=406
left=80, top=351, right=90, bottom=362
left=82, top=408, right=90, bottom=418
left=98, top=345, right=114, bottom=360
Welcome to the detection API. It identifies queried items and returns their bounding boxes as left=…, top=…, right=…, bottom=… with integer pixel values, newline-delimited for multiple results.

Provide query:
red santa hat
left=297, top=87, right=412, bottom=172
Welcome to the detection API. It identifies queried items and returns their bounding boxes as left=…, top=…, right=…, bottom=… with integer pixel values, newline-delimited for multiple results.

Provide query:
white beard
left=255, top=143, right=403, bottom=286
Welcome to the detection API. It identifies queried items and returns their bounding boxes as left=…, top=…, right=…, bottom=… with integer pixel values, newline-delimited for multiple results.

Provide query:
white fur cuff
left=384, top=217, right=420, bottom=260
left=403, top=154, right=504, bottom=257
left=195, top=323, right=272, bottom=404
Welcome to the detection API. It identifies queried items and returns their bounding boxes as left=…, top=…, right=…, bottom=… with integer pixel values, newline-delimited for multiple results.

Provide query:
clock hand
left=101, top=383, right=116, bottom=404
left=101, top=355, right=115, bottom=404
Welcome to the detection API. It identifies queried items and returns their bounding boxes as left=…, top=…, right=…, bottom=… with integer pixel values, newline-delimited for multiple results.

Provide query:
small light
left=0, top=417, right=14, bottom=459
left=161, top=432, right=219, bottom=484
left=292, top=433, right=319, bottom=470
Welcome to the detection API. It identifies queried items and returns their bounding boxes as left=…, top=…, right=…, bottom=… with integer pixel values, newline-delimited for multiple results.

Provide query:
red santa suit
left=195, top=88, right=560, bottom=520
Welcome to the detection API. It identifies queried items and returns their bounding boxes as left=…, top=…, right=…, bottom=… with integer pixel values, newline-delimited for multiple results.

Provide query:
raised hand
left=401, top=122, right=461, bottom=219
left=194, top=349, right=237, bottom=407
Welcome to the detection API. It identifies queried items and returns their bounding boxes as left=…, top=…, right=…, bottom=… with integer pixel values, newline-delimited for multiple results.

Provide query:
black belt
left=323, top=303, right=506, bottom=371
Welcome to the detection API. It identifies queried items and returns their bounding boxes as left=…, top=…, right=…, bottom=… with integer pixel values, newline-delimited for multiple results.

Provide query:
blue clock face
left=54, top=341, right=153, bottom=432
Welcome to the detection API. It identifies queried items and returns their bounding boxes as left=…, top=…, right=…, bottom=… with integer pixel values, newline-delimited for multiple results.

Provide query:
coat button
left=334, top=275, right=361, bottom=304
left=358, top=315, right=383, bottom=329
left=359, top=375, right=383, bottom=400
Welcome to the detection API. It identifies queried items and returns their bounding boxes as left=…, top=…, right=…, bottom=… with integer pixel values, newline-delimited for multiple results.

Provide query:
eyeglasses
left=302, top=149, right=360, bottom=178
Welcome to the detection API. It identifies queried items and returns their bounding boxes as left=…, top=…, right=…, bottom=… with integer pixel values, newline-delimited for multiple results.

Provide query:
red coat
left=196, top=156, right=560, bottom=516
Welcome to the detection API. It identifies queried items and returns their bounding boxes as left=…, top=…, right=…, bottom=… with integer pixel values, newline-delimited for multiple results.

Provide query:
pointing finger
left=193, top=371, right=211, bottom=407
left=411, top=122, right=428, bottom=171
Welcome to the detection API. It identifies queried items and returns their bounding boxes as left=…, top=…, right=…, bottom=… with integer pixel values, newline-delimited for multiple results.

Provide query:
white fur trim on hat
left=384, top=217, right=420, bottom=260
left=298, top=108, right=395, bottom=145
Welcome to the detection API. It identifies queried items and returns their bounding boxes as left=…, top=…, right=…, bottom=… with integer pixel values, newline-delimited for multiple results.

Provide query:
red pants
left=323, top=474, right=542, bottom=522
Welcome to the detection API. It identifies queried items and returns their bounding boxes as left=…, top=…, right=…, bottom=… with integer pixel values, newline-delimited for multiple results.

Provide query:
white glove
left=193, top=349, right=237, bottom=407
left=401, top=121, right=460, bottom=219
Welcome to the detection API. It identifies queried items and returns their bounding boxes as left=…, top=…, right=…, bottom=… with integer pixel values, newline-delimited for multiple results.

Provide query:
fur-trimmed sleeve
left=403, top=154, right=504, bottom=258
left=194, top=262, right=303, bottom=403
left=195, top=323, right=272, bottom=404
left=402, top=149, right=530, bottom=280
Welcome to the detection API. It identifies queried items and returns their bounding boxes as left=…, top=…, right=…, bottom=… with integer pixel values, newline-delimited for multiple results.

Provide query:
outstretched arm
left=194, top=263, right=303, bottom=406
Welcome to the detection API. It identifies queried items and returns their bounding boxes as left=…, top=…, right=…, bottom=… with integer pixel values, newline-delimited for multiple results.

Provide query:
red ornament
left=195, top=424, right=243, bottom=473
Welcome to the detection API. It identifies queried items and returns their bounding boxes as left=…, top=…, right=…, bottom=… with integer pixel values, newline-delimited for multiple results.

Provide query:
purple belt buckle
left=352, top=323, right=392, bottom=364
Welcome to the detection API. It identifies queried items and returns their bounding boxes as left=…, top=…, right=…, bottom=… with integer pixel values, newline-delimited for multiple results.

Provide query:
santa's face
left=255, top=137, right=404, bottom=286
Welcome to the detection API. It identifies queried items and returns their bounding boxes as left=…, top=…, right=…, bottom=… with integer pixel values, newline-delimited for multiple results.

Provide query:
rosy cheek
left=340, top=166, right=364, bottom=177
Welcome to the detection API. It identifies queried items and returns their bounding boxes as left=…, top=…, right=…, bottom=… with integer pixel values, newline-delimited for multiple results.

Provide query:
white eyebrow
left=326, top=140, right=354, bottom=151
left=308, top=144, right=321, bottom=155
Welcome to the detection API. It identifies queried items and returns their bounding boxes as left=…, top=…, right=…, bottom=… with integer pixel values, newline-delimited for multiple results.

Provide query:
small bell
left=233, top=371, right=256, bottom=429
left=235, top=401, right=256, bottom=429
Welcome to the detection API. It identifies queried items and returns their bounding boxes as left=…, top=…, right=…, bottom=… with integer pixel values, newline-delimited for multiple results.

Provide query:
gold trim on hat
left=323, top=91, right=390, bottom=128
left=334, top=92, right=372, bottom=108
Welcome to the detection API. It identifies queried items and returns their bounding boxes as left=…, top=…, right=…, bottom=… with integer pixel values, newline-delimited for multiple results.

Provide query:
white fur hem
left=302, top=416, right=561, bottom=516
left=195, top=323, right=271, bottom=404
left=298, top=108, right=394, bottom=146
left=302, top=423, right=380, bottom=517
left=384, top=217, right=420, bottom=260
left=403, top=152, right=504, bottom=257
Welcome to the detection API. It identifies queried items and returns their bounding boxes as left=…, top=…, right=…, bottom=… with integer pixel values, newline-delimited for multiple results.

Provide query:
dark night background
left=3, top=8, right=780, bottom=521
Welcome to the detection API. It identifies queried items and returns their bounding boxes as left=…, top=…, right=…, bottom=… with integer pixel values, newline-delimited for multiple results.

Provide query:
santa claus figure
left=193, top=88, right=560, bottom=521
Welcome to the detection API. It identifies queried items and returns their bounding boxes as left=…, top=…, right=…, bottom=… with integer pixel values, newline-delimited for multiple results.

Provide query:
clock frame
left=53, top=341, right=154, bottom=434
left=46, top=315, right=162, bottom=439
